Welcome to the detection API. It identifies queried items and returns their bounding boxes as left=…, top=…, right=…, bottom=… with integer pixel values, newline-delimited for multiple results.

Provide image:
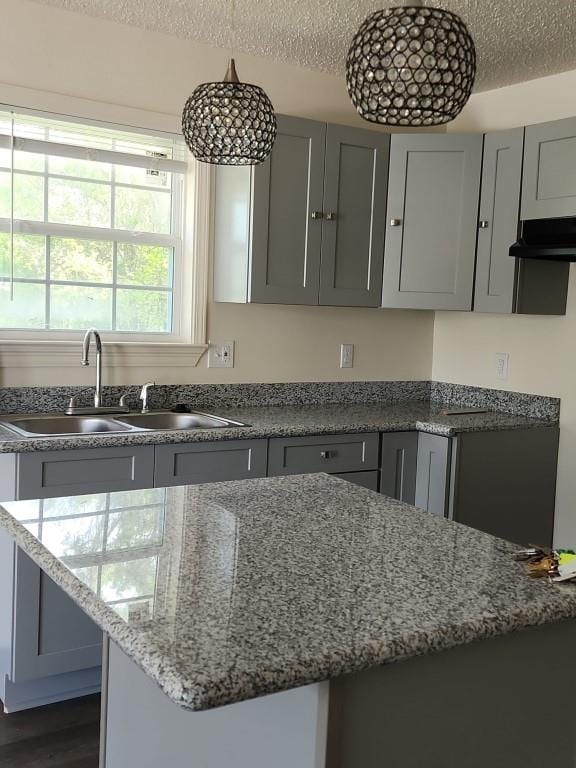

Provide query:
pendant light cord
left=9, top=113, right=14, bottom=302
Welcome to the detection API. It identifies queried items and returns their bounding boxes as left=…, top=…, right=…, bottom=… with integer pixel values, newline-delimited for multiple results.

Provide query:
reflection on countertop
left=1, top=473, right=576, bottom=711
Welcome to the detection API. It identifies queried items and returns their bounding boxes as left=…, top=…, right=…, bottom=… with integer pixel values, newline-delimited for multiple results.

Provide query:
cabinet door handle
left=320, top=450, right=337, bottom=459
left=326, top=212, right=337, bottom=221
left=479, top=220, right=490, bottom=229
left=311, top=211, right=324, bottom=220
left=390, top=218, right=402, bottom=227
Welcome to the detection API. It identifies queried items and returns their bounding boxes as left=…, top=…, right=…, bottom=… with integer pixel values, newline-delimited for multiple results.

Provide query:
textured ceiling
left=29, top=0, right=576, bottom=92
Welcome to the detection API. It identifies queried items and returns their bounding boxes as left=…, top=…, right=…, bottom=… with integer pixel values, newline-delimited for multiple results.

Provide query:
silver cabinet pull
left=479, top=220, right=490, bottom=229
left=311, top=211, right=324, bottom=220
left=320, top=450, right=337, bottom=459
left=326, top=212, right=337, bottom=221
left=390, top=218, right=402, bottom=227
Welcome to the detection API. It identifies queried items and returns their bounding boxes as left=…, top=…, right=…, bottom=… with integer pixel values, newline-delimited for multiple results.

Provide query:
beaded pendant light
left=346, top=0, right=476, bottom=127
left=182, top=1, right=276, bottom=165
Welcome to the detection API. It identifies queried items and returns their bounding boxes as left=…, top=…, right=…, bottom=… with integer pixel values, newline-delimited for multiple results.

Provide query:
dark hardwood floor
left=0, top=695, right=100, bottom=768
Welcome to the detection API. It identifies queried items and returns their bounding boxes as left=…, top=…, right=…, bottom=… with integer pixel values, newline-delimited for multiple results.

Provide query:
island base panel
left=102, top=641, right=329, bottom=768
left=327, top=618, right=576, bottom=768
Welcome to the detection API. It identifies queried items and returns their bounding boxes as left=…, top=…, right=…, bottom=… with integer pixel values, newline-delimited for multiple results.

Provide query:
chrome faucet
left=139, top=382, right=156, bottom=414
left=65, top=329, right=130, bottom=416
left=81, top=328, right=103, bottom=408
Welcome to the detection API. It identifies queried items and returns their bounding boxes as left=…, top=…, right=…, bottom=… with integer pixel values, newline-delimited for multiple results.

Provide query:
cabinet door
left=522, top=117, right=576, bottom=220
left=319, top=125, right=389, bottom=307
left=268, top=433, right=379, bottom=476
left=17, top=445, right=155, bottom=500
left=250, top=116, right=325, bottom=305
left=415, top=433, right=452, bottom=517
left=11, top=547, right=102, bottom=681
left=474, top=129, right=524, bottom=314
left=382, top=133, right=483, bottom=310
left=380, top=432, right=418, bottom=504
left=154, top=440, right=268, bottom=487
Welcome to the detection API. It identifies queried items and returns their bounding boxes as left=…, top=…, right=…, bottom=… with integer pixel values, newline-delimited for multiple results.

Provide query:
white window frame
left=0, top=99, right=209, bottom=369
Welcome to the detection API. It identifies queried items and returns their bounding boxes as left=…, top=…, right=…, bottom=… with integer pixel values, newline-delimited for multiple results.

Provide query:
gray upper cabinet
left=382, top=133, right=483, bottom=311
left=319, top=125, right=389, bottom=307
left=214, top=115, right=390, bottom=307
left=250, top=116, right=326, bottom=304
left=474, top=128, right=524, bottom=314
left=522, top=117, right=576, bottom=220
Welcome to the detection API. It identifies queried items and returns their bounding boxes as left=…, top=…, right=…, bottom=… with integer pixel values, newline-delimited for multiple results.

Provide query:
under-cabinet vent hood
left=510, top=217, right=576, bottom=262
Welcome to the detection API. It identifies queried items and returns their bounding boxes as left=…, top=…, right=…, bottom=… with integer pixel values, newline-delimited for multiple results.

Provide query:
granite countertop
left=1, top=473, right=576, bottom=711
left=0, top=401, right=557, bottom=454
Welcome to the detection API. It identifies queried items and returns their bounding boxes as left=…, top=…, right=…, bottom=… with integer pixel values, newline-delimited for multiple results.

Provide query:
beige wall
left=434, top=69, right=576, bottom=546
left=0, top=0, right=434, bottom=387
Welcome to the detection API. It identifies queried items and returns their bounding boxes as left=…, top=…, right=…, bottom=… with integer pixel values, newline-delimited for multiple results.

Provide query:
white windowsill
left=0, top=340, right=208, bottom=368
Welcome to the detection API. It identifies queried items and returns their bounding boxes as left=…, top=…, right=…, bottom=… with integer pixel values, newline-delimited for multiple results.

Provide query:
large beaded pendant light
left=182, top=1, right=276, bottom=165
left=346, top=0, right=476, bottom=127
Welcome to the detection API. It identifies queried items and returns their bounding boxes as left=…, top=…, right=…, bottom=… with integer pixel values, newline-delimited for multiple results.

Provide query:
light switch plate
left=495, top=352, right=509, bottom=380
left=208, top=340, right=235, bottom=368
left=340, top=343, right=354, bottom=369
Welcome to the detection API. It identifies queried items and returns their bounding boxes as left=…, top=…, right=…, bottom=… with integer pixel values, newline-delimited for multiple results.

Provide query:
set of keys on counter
left=513, top=547, right=576, bottom=583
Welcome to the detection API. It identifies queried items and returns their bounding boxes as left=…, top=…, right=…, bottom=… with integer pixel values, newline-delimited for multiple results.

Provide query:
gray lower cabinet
left=415, top=433, right=452, bottom=517
left=267, top=433, right=379, bottom=477
left=15, top=445, right=155, bottom=500
left=474, top=128, right=524, bottom=314
left=380, top=432, right=418, bottom=504
left=154, top=440, right=268, bottom=487
left=382, top=133, right=483, bottom=311
left=319, top=125, right=389, bottom=307
left=333, top=471, right=380, bottom=491
left=522, top=116, right=576, bottom=219
left=0, top=527, right=101, bottom=713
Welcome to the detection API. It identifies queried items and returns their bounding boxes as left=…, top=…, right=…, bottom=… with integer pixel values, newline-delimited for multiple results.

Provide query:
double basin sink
left=0, top=411, right=246, bottom=437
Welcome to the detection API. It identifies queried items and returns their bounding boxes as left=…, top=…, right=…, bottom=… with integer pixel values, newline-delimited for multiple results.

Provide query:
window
left=0, top=109, right=192, bottom=341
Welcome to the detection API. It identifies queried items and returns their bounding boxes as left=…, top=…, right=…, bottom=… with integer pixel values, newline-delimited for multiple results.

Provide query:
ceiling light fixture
left=346, top=0, right=476, bottom=127
left=182, top=1, right=276, bottom=165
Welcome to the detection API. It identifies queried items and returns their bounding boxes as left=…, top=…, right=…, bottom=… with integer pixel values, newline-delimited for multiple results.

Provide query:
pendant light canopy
left=182, top=58, right=277, bottom=165
left=346, top=1, right=476, bottom=127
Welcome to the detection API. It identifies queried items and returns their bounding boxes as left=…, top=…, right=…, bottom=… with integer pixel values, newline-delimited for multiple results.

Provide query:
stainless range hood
left=509, top=217, right=576, bottom=261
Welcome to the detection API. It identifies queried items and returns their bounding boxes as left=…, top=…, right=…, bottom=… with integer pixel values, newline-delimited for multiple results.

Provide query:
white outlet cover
left=340, top=343, right=354, bottom=369
left=495, top=352, right=509, bottom=380
left=208, top=340, right=235, bottom=368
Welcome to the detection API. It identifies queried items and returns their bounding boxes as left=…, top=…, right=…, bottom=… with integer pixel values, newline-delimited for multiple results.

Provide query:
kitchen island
left=1, top=473, right=576, bottom=767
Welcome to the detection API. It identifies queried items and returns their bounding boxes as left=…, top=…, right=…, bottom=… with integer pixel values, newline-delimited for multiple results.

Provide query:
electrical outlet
left=208, top=340, right=235, bottom=368
left=495, top=352, right=509, bottom=380
left=340, top=343, right=354, bottom=369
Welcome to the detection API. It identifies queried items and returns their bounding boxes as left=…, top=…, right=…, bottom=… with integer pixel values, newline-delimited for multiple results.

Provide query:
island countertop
left=1, top=473, right=575, bottom=712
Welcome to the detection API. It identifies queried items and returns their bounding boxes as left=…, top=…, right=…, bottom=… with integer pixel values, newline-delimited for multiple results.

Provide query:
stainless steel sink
left=114, top=411, right=245, bottom=431
left=1, top=415, right=136, bottom=437
left=0, top=410, right=245, bottom=436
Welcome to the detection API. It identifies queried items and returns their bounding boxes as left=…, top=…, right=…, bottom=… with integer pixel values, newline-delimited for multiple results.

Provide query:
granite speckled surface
left=431, top=382, right=560, bottom=421
left=1, top=473, right=576, bottom=711
left=0, top=401, right=557, bottom=454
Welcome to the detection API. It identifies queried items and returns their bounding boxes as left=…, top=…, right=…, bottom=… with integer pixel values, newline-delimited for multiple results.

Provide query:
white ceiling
left=30, top=0, right=576, bottom=92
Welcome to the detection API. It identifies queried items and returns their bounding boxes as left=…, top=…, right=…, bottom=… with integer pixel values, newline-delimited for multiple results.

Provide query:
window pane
left=0, top=173, right=46, bottom=221
left=1, top=500, right=41, bottom=521
left=0, top=282, right=45, bottom=328
left=49, top=155, right=111, bottom=182
left=48, top=177, right=111, bottom=228
left=114, top=186, right=171, bottom=234
left=50, top=284, right=112, bottom=330
left=116, top=289, right=170, bottom=332
left=114, top=165, right=171, bottom=190
left=100, top=556, right=158, bottom=602
left=106, top=507, right=164, bottom=551
left=0, top=233, right=45, bottom=279
left=71, top=566, right=99, bottom=591
left=117, top=243, right=171, bottom=287
left=51, top=238, right=113, bottom=283
left=44, top=494, right=108, bottom=518
left=0, top=150, right=45, bottom=173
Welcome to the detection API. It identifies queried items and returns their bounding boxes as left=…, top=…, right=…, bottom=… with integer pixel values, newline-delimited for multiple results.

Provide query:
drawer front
left=268, top=433, right=379, bottom=476
left=17, top=446, right=155, bottom=500
left=333, top=470, right=380, bottom=492
left=154, top=440, right=268, bottom=487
